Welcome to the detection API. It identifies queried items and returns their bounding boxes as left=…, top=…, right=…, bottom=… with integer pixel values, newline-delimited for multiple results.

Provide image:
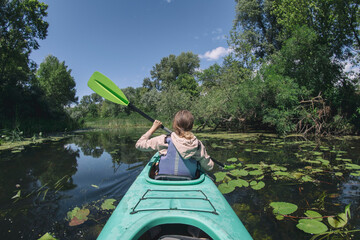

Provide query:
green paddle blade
left=88, top=71, right=129, bottom=106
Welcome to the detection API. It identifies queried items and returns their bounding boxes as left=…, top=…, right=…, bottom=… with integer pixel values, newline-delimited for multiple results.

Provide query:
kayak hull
left=97, top=153, right=253, bottom=240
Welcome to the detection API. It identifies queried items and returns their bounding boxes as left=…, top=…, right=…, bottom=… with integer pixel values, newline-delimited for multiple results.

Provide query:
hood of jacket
left=170, top=132, right=199, bottom=159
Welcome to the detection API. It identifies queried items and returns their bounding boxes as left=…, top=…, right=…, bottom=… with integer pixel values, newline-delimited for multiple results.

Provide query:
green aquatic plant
left=101, top=199, right=116, bottom=210
left=38, top=233, right=57, bottom=240
left=67, top=207, right=90, bottom=226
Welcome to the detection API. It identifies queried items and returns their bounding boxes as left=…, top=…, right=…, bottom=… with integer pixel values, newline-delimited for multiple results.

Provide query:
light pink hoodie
left=135, top=132, right=214, bottom=171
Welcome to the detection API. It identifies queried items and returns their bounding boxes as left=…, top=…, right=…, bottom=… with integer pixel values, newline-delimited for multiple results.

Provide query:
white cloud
left=199, top=47, right=233, bottom=61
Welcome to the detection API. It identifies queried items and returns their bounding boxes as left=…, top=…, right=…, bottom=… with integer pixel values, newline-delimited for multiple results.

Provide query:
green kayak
left=97, top=153, right=253, bottom=240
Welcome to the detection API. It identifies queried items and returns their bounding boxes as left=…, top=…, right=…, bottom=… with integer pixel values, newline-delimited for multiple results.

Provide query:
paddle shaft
left=128, top=103, right=224, bottom=168
left=128, top=103, right=172, bottom=134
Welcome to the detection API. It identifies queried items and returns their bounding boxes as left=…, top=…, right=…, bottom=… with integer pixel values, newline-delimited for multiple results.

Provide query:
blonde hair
left=172, top=110, right=194, bottom=140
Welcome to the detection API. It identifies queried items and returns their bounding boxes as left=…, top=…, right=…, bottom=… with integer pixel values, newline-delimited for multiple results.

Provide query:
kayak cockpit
left=138, top=223, right=213, bottom=240
left=147, top=157, right=206, bottom=185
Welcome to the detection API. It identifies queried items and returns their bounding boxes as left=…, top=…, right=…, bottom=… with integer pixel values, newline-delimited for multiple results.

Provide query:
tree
left=149, top=52, right=200, bottom=91
left=36, top=55, right=77, bottom=112
left=0, top=0, right=48, bottom=126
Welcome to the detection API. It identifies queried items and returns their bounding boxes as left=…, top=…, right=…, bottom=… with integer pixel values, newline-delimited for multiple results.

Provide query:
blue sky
left=31, top=0, right=237, bottom=100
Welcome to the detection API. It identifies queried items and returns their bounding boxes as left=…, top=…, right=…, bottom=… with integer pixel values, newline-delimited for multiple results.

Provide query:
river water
left=0, top=129, right=359, bottom=239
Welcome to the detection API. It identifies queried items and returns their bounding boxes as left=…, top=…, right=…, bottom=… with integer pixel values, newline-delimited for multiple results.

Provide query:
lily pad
left=230, top=169, right=248, bottom=177
left=350, top=171, right=360, bottom=176
left=38, top=233, right=57, bottom=240
left=218, top=183, right=235, bottom=194
left=101, top=199, right=116, bottom=210
left=346, top=163, right=360, bottom=170
left=296, top=219, right=328, bottom=234
left=304, top=210, right=322, bottom=221
left=249, top=170, right=263, bottom=176
left=214, top=172, right=227, bottom=182
left=251, top=181, right=265, bottom=190
left=67, top=207, right=90, bottom=226
left=270, top=202, right=298, bottom=215
left=328, top=213, right=348, bottom=228
left=227, top=157, right=238, bottom=162
left=228, top=179, right=249, bottom=188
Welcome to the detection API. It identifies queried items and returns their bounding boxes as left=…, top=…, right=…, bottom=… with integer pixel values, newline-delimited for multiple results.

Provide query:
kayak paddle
left=88, top=71, right=172, bottom=134
left=87, top=71, right=224, bottom=168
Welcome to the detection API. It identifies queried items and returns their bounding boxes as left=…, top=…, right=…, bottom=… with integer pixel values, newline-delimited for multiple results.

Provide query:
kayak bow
left=97, top=153, right=253, bottom=240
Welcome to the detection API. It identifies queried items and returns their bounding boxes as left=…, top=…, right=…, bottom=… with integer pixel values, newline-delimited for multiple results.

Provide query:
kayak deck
left=97, top=153, right=253, bottom=240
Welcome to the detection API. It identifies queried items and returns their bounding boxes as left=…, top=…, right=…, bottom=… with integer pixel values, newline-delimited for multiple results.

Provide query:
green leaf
left=296, top=219, right=328, bottom=234
left=227, top=157, right=238, bottom=162
left=101, top=199, right=116, bottom=210
left=301, top=175, right=313, bottom=182
left=328, top=213, right=347, bottom=228
left=38, top=233, right=57, bottom=240
left=228, top=179, right=247, bottom=188
left=251, top=181, right=265, bottom=190
left=304, top=210, right=322, bottom=221
left=218, top=183, right=235, bottom=194
left=67, top=207, right=90, bottom=226
left=350, top=171, right=360, bottom=176
left=249, top=170, right=263, bottom=176
left=91, top=184, right=99, bottom=188
left=345, top=163, right=360, bottom=170
left=230, top=169, right=248, bottom=177
left=214, top=172, right=227, bottom=182
left=270, top=202, right=298, bottom=215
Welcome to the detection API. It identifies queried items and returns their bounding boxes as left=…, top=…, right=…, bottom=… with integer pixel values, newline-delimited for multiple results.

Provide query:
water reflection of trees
left=71, top=130, right=149, bottom=165
left=0, top=142, right=79, bottom=205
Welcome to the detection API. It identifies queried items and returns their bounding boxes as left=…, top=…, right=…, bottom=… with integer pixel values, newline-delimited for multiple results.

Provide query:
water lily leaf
left=319, top=159, right=330, bottom=166
left=346, top=163, right=360, bottom=170
left=335, top=172, right=343, bottom=176
left=273, top=171, right=290, bottom=176
left=249, top=170, right=263, bottom=176
left=292, top=172, right=304, bottom=179
left=328, top=213, right=347, bottom=228
left=67, top=207, right=90, bottom=226
left=296, top=219, right=328, bottom=234
left=304, top=210, right=323, bottom=221
left=276, top=214, right=284, bottom=220
left=227, top=157, right=238, bottom=162
left=230, top=169, right=248, bottom=177
left=301, top=175, right=313, bottom=182
left=101, top=199, right=116, bottom=210
left=245, top=164, right=261, bottom=169
left=270, top=202, right=298, bottom=215
left=223, top=164, right=236, bottom=170
left=250, top=180, right=257, bottom=186
left=251, top=181, right=265, bottom=190
left=218, top=183, right=235, bottom=194
left=313, top=151, right=323, bottom=156
left=214, top=172, right=227, bottom=182
left=244, top=149, right=252, bottom=152
left=350, top=171, right=360, bottom=176
left=38, top=233, right=57, bottom=240
left=228, top=179, right=248, bottom=188
left=270, top=165, right=287, bottom=171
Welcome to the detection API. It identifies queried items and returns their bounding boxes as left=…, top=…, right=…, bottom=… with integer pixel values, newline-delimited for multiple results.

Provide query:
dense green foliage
left=74, top=0, right=359, bottom=136
left=2, top=0, right=359, bottom=136
left=0, top=0, right=79, bottom=134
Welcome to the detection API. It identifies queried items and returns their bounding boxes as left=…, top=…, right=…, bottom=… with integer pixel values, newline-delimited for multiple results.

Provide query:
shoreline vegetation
left=2, top=117, right=360, bottom=155
left=1, top=1, right=359, bottom=141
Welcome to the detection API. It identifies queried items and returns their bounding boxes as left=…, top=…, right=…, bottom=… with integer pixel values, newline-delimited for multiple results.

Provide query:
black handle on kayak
left=128, top=102, right=224, bottom=168
left=128, top=103, right=172, bottom=134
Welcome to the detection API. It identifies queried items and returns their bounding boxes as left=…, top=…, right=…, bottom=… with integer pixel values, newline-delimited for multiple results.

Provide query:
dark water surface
left=0, top=129, right=359, bottom=239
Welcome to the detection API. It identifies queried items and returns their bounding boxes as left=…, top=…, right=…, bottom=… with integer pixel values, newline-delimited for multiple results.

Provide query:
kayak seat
left=154, top=174, right=193, bottom=181
left=158, top=235, right=209, bottom=240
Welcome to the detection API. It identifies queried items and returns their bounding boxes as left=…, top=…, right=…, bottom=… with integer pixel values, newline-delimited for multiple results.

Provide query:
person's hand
left=151, top=120, right=163, bottom=131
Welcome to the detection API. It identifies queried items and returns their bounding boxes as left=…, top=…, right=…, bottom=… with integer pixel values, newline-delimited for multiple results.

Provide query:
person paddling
left=135, top=110, right=214, bottom=179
